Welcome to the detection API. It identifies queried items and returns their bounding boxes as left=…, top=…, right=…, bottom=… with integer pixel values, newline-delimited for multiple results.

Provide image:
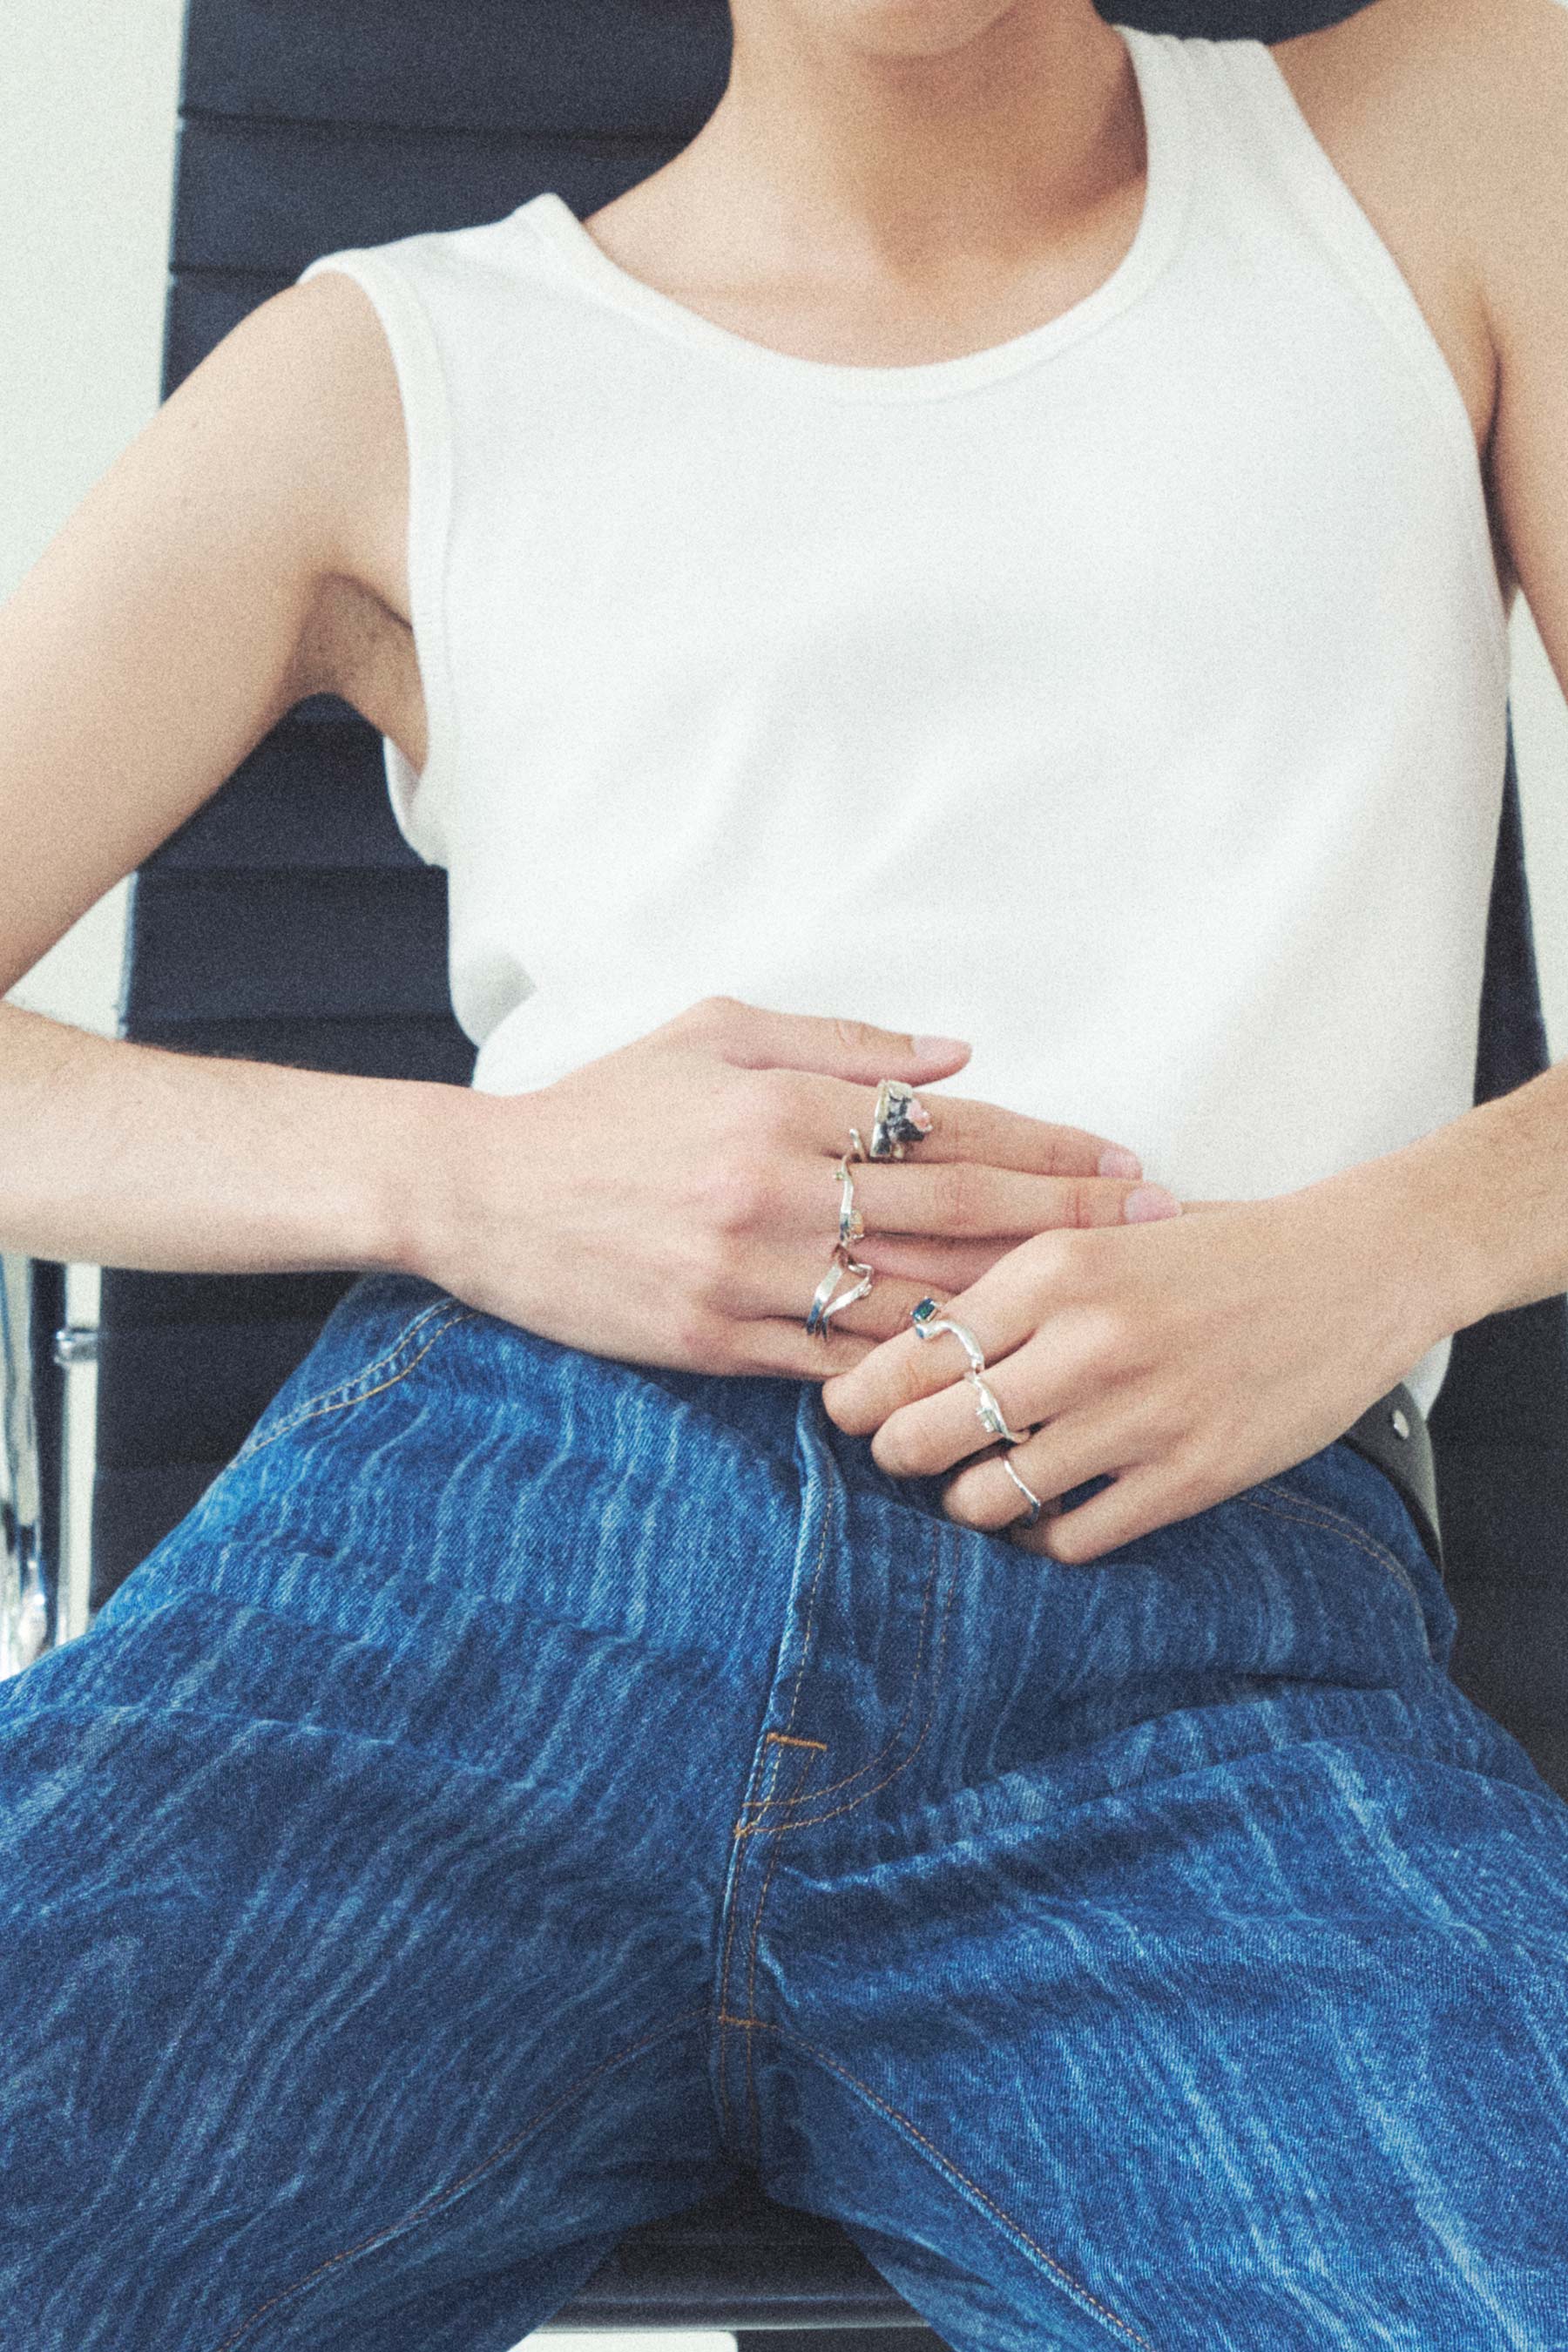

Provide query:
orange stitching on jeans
left=765, top=1733, right=827, bottom=1750
left=1241, top=1485, right=1427, bottom=1622
left=206, top=2007, right=710, bottom=2352
left=716, top=1468, right=835, bottom=2146
left=238, top=1295, right=460, bottom=1447
left=238, top=1308, right=478, bottom=1458
left=734, top=1531, right=960, bottom=1840
left=739, top=2017, right=1158, bottom=2349
left=740, top=1512, right=943, bottom=1814
left=743, top=1738, right=821, bottom=2155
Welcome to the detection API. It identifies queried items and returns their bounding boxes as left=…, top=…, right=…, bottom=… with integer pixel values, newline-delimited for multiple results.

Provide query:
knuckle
left=833, top=1015, right=876, bottom=1059
left=692, top=1152, right=770, bottom=1235
left=932, top=1161, right=979, bottom=1230
left=688, top=1234, right=746, bottom=1312
left=668, top=1303, right=727, bottom=1365
left=683, top=992, right=747, bottom=1042
left=722, top=1066, right=803, bottom=1146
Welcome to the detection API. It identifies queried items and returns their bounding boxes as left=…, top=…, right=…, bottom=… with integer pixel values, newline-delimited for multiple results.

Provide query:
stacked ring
left=833, top=1151, right=866, bottom=1249
left=805, top=1077, right=933, bottom=1335
left=806, top=1247, right=875, bottom=1336
left=911, top=1295, right=1033, bottom=1450
left=1001, top=1456, right=1046, bottom=1528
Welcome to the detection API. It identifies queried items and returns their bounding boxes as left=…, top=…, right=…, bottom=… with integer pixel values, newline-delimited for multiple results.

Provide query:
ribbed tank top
left=298, top=23, right=1511, bottom=1416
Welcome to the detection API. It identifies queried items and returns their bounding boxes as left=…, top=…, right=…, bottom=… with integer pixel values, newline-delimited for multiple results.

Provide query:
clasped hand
left=821, top=1173, right=1440, bottom=1565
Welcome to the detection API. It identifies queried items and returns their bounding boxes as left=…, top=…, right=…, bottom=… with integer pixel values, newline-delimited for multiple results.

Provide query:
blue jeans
left=3, top=1268, right=1567, bottom=2350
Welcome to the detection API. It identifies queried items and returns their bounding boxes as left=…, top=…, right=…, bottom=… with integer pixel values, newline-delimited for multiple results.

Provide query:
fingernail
left=1098, top=1146, right=1143, bottom=1179
left=1124, top=1183, right=1182, bottom=1222
left=912, top=1035, right=970, bottom=1059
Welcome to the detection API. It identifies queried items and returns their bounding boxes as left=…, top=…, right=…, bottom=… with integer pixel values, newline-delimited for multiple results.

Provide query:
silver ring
left=868, top=1077, right=933, bottom=1161
left=805, top=1246, right=875, bottom=1336
left=847, top=1125, right=868, bottom=1164
left=833, top=1151, right=866, bottom=1249
left=964, top=1369, right=1031, bottom=1448
left=1001, top=1454, right=1045, bottom=1528
left=910, top=1301, right=987, bottom=1376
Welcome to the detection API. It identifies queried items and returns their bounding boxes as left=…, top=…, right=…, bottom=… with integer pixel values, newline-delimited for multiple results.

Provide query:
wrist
left=1332, top=1105, right=1534, bottom=1345
left=373, top=1077, right=503, bottom=1291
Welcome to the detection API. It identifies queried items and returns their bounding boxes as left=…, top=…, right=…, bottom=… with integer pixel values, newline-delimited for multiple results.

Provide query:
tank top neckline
left=513, top=21, right=1193, bottom=403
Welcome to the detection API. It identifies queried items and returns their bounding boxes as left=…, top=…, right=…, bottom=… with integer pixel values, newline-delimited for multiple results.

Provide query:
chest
left=335, top=30, right=1510, bottom=762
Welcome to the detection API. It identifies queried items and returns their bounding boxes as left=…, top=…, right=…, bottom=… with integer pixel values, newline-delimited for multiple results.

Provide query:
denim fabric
left=3, top=1267, right=1567, bottom=2351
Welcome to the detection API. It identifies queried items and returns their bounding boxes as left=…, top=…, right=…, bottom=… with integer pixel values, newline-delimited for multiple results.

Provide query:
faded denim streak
left=3, top=1269, right=1567, bottom=2350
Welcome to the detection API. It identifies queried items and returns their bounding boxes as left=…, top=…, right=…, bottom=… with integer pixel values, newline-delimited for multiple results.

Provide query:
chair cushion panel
left=148, top=726, right=422, bottom=875
left=171, top=116, right=672, bottom=278
left=183, top=0, right=729, bottom=136
left=123, top=868, right=453, bottom=1023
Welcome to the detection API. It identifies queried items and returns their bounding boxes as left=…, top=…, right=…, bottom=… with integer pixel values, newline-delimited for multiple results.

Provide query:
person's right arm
left=0, top=272, right=1173, bottom=1382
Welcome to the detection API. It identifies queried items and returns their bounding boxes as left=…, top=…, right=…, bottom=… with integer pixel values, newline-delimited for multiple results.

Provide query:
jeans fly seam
left=739, top=2017, right=1159, bottom=2349
left=735, top=1526, right=959, bottom=1840
left=237, top=1305, right=478, bottom=1458
left=1241, top=1485, right=1430, bottom=1643
left=204, top=2007, right=710, bottom=2352
left=715, top=1463, right=835, bottom=2148
left=740, top=1509, right=943, bottom=1813
left=743, top=1740, right=821, bottom=2158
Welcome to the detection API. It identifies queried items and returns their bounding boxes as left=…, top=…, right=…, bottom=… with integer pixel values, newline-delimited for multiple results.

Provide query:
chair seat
left=537, top=2174, right=922, bottom=2332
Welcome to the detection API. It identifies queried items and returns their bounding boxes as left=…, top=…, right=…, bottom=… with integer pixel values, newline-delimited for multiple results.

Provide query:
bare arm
left=0, top=267, right=454, bottom=1275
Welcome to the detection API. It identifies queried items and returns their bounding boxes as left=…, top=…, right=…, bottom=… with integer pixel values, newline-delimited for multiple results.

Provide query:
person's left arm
left=822, top=0, right=1568, bottom=1565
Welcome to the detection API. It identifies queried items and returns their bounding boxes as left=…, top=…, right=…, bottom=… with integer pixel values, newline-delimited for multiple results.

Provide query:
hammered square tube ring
left=860, top=1077, right=935, bottom=1162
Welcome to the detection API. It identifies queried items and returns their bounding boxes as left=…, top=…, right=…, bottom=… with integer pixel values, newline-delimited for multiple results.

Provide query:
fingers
left=782, top=1068, right=1145, bottom=1181
left=845, top=1159, right=1174, bottom=1240
left=668, top=995, right=973, bottom=1086
left=856, top=1234, right=1014, bottom=1290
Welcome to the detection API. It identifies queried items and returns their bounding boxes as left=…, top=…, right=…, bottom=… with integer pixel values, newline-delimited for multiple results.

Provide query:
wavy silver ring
left=964, top=1369, right=1031, bottom=1448
left=847, top=1125, right=868, bottom=1164
left=910, top=1304, right=987, bottom=1377
left=805, top=1246, right=875, bottom=1337
left=833, top=1151, right=866, bottom=1249
left=1001, top=1454, right=1045, bottom=1528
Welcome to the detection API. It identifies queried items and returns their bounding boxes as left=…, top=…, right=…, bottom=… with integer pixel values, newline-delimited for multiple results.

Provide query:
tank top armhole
left=1219, top=39, right=1511, bottom=698
left=294, top=247, right=457, bottom=868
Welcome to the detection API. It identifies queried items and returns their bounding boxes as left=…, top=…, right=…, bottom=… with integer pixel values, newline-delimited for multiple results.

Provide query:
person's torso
left=296, top=20, right=1514, bottom=1415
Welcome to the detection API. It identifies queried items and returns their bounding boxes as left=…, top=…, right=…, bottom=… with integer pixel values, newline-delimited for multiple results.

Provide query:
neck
left=676, top=0, right=1135, bottom=287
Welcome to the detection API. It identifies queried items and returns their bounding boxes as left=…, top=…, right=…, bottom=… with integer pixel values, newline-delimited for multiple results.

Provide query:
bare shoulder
left=1267, top=0, right=1566, bottom=369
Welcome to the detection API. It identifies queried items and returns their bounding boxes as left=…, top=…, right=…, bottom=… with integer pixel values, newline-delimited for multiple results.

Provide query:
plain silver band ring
left=1001, top=1454, right=1045, bottom=1528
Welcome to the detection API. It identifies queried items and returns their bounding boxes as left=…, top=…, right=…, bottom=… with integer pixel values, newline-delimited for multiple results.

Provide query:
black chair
left=5, top=0, right=1566, bottom=2337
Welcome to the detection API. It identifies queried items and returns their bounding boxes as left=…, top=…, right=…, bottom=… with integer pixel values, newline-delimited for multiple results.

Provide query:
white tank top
left=298, top=23, right=1511, bottom=1416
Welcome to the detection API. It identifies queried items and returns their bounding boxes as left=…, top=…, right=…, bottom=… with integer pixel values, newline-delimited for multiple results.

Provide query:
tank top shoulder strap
left=1176, top=31, right=1484, bottom=517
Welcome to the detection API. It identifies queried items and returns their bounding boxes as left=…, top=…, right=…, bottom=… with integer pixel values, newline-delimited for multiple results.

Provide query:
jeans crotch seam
left=204, top=2009, right=711, bottom=2352
left=742, top=1738, right=822, bottom=2160
left=712, top=1461, right=836, bottom=2154
left=738, top=2017, right=1160, bottom=2349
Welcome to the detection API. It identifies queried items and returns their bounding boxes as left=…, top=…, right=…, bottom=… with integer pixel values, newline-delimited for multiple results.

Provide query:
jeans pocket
left=233, top=1285, right=478, bottom=1463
